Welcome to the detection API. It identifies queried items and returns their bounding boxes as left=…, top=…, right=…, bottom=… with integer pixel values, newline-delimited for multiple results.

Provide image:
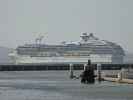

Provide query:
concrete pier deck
left=104, top=77, right=133, bottom=84
left=0, top=71, right=133, bottom=100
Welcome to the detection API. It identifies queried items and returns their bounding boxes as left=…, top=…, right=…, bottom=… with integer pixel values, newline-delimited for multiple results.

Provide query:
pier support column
left=84, top=64, right=87, bottom=71
left=118, top=68, right=125, bottom=82
left=117, top=71, right=122, bottom=82
left=97, top=63, right=102, bottom=83
left=128, top=64, right=132, bottom=72
left=69, top=64, right=74, bottom=79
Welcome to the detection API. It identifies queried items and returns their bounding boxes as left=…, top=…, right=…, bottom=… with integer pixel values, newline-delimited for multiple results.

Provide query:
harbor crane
left=35, top=32, right=47, bottom=45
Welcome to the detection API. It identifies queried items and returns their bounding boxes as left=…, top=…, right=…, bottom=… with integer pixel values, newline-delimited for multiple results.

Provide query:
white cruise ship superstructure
left=9, top=33, right=125, bottom=64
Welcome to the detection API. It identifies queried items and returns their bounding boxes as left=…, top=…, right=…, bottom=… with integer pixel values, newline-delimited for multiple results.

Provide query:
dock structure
left=0, top=64, right=133, bottom=71
left=0, top=71, right=133, bottom=99
left=0, top=63, right=133, bottom=84
left=103, top=67, right=133, bottom=84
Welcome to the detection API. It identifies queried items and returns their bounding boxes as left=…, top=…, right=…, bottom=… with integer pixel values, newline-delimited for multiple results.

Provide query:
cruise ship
left=9, top=33, right=125, bottom=64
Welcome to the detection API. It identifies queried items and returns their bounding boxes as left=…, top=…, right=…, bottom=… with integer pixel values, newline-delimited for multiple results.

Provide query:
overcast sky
left=0, top=0, right=133, bottom=52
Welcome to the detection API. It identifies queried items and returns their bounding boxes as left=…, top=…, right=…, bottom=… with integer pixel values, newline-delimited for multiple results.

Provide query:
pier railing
left=0, top=64, right=133, bottom=71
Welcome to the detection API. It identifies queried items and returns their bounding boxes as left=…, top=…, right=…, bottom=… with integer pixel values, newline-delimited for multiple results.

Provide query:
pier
left=0, top=71, right=133, bottom=100
left=0, top=64, right=133, bottom=71
left=0, top=64, right=133, bottom=100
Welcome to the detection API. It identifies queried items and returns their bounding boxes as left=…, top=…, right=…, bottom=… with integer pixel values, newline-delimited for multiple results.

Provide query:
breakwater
left=0, top=64, right=133, bottom=71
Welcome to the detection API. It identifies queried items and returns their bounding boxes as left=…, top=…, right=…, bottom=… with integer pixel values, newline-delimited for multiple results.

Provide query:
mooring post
left=97, top=63, right=102, bottom=83
left=69, top=63, right=74, bottom=79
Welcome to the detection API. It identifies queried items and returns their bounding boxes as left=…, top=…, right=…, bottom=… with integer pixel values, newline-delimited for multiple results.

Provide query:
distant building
left=9, top=33, right=125, bottom=64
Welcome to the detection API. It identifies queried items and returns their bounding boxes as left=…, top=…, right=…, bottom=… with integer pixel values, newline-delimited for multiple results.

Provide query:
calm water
left=0, top=71, right=132, bottom=100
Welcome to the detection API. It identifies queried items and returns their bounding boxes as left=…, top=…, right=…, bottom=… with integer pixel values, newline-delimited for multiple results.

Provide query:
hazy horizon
left=0, top=0, right=133, bottom=52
